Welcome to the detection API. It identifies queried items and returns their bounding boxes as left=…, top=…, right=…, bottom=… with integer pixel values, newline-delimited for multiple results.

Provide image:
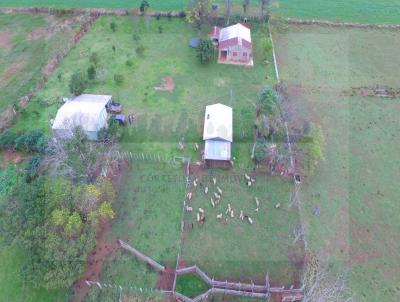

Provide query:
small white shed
left=203, top=103, right=233, bottom=161
left=52, top=94, right=112, bottom=141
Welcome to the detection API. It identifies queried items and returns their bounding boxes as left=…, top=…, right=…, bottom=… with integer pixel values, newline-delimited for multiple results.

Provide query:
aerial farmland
left=0, top=1, right=399, bottom=302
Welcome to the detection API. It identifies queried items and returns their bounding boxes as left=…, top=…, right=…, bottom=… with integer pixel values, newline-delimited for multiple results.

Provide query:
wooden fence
left=118, top=240, right=165, bottom=273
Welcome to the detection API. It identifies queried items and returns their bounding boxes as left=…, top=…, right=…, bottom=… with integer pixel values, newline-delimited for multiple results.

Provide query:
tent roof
left=52, top=94, right=111, bottom=132
left=219, top=23, right=251, bottom=43
left=203, top=103, right=232, bottom=142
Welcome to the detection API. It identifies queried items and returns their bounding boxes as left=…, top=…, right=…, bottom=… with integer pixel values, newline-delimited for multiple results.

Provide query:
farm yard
left=273, top=24, right=400, bottom=302
left=0, top=1, right=399, bottom=301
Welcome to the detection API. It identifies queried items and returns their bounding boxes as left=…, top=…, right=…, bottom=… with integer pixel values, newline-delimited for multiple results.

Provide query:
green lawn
left=0, top=13, right=81, bottom=113
left=273, top=24, right=400, bottom=302
left=273, top=0, right=400, bottom=24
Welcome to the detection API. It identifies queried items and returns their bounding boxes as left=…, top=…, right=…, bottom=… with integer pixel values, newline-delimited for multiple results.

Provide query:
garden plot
left=273, top=24, right=400, bottom=302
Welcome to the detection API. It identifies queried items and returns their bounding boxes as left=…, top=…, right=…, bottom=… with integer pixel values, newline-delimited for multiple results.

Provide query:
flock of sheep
left=184, top=173, right=282, bottom=228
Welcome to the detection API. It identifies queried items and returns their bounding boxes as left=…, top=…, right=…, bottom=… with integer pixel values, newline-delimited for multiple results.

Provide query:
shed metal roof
left=219, top=23, right=251, bottom=43
left=204, top=139, right=231, bottom=160
left=203, top=103, right=232, bottom=142
left=52, top=94, right=111, bottom=132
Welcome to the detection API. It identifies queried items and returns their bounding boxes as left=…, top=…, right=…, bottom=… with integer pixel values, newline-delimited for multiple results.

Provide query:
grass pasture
left=183, top=169, right=302, bottom=286
left=0, top=13, right=82, bottom=112
left=273, top=24, right=400, bottom=302
left=273, top=0, right=400, bottom=24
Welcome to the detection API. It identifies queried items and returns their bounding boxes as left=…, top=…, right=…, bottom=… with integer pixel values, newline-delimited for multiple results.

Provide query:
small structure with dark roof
left=203, top=103, right=232, bottom=161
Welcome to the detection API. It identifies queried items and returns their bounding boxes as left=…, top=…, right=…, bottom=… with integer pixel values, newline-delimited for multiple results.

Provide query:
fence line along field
left=273, top=23, right=400, bottom=302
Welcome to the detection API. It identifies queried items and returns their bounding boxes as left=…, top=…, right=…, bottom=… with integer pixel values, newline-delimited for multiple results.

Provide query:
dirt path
left=70, top=221, right=120, bottom=302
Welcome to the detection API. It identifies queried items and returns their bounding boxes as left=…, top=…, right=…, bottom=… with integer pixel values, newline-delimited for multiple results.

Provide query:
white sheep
left=254, top=208, right=259, bottom=212
left=244, top=173, right=251, bottom=181
left=186, top=192, right=193, bottom=200
left=204, top=186, right=208, bottom=194
left=217, top=213, right=223, bottom=219
left=194, top=143, right=199, bottom=151
left=214, top=192, right=221, bottom=199
left=210, top=198, right=215, bottom=208
left=251, top=178, right=255, bottom=183
left=230, top=210, right=234, bottom=218
left=247, top=216, right=253, bottom=225
left=247, top=181, right=252, bottom=187
left=255, top=197, right=260, bottom=208
left=198, top=208, right=204, bottom=213
left=197, top=212, right=200, bottom=222
left=185, top=205, right=193, bottom=212
left=212, top=177, right=217, bottom=185
left=275, top=202, right=281, bottom=209
left=193, top=180, right=197, bottom=187
left=239, top=210, right=244, bottom=220
left=217, top=186, right=223, bottom=195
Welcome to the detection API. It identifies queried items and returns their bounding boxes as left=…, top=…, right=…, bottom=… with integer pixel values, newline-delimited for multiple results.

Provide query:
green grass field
left=273, top=0, right=400, bottom=24
left=273, top=24, right=400, bottom=302
left=0, top=13, right=81, bottom=112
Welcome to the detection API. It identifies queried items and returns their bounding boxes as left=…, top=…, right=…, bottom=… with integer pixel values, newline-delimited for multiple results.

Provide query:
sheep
left=212, top=177, right=217, bottom=185
left=210, top=198, right=215, bottom=208
left=195, top=161, right=202, bottom=166
left=275, top=202, right=281, bottom=209
left=244, top=173, right=251, bottom=181
left=239, top=210, right=244, bottom=220
left=186, top=192, right=193, bottom=200
left=230, top=210, right=234, bottom=218
left=216, top=186, right=223, bottom=195
left=204, top=186, right=209, bottom=194
left=228, top=203, right=232, bottom=212
left=255, top=197, right=260, bottom=208
left=193, top=180, right=197, bottom=187
left=198, top=208, right=204, bottom=213
left=254, top=208, right=259, bottom=212
left=217, top=213, right=223, bottom=219
left=196, top=212, right=200, bottom=222
left=214, top=192, right=221, bottom=199
left=230, top=160, right=234, bottom=166
left=194, top=143, right=199, bottom=151
left=247, top=216, right=253, bottom=225
left=251, top=178, right=256, bottom=183
left=185, top=205, right=193, bottom=212
left=247, top=181, right=252, bottom=187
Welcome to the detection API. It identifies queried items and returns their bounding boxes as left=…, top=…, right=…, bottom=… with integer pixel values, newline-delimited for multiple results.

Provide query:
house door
left=220, top=50, right=227, bottom=60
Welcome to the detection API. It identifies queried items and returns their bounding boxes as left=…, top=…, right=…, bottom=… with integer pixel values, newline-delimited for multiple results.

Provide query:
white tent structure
left=52, top=94, right=112, bottom=141
left=203, top=103, right=232, bottom=161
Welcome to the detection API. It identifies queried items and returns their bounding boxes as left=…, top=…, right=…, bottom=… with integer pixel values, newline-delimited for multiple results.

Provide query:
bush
left=87, top=65, right=96, bottom=80
left=113, top=74, right=124, bottom=85
left=69, top=71, right=87, bottom=96
left=197, top=39, right=214, bottom=64
left=158, top=25, right=163, bottom=34
left=140, top=0, right=149, bottom=12
left=253, top=137, right=267, bottom=163
left=110, top=21, right=116, bottom=32
left=125, top=59, right=134, bottom=67
left=135, top=45, right=145, bottom=56
left=258, top=87, right=279, bottom=116
left=89, top=52, right=99, bottom=66
left=25, top=155, right=42, bottom=182
left=14, top=130, right=46, bottom=153
left=0, top=129, right=17, bottom=150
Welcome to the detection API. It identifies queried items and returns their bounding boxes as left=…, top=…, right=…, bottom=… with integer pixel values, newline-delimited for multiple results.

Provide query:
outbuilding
left=52, top=94, right=112, bottom=141
left=216, top=23, right=253, bottom=66
left=203, top=103, right=232, bottom=161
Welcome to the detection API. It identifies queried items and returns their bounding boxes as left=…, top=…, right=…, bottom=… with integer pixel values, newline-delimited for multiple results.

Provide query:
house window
left=243, top=52, right=247, bottom=57
left=232, top=51, right=238, bottom=56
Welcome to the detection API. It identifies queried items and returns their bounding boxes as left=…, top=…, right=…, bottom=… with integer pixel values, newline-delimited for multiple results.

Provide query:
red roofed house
left=214, top=23, right=253, bottom=66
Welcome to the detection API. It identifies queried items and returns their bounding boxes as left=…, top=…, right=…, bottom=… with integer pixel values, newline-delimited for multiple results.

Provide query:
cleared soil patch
left=0, top=149, right=25, bottom=168
left=0, top=62, right=24, bottom=86
left=155, top=267, right=175, bottom=291
left=70, top=222, right=120, bottom=302
left=154, top=76, right=175, bottom=92
left=0, top=31, right=13, bottom=50
left=26, top=27, right=48, bottom=40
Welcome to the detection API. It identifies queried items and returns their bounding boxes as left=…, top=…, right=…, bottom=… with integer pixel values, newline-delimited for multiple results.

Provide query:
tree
left=242, top=0, right=250, bottom=16
left=258, top=87, right=279, bottom=116
left=140, top=0, right=150, bottom=13
left=253, top=137, right=267, bottom=163
left=225, top=0, right=232, bottom=24
left=0, top=129, right=17, bottom=150
left=260, top=0, right=270, bottom=20
left=87, top=65, right=96, bottom=80
left=14, top=129, right=45, bottom=153
left=110, top=21, right=117, bottom=32
left=197, top=39, right=214, bottom=63
left=302, top=252, right=354, bottom=302
left=186, top=0, right=211, bottom=32
left=69, top=71, right=87, bottom=96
